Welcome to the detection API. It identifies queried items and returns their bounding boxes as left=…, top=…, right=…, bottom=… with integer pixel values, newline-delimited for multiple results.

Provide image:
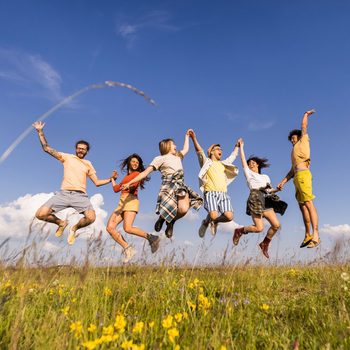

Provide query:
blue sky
left=0, top=0, right=349, bottom=264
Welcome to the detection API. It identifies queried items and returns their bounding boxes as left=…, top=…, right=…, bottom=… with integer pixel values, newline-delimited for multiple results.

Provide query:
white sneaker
left=67, top=228, right=76, bottom=245
left=209, top=222, right=218, bottom=236
left=122, top=246, right=136, bottom=263
left=198, top=220, right=209, bottom=238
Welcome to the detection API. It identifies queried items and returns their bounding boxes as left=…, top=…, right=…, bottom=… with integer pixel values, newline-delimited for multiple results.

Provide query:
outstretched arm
left=179, top=129, right=191, bottom=157
left=188, top=129, right=203, bottom=153
left=238, top=138, right=248, bottom=168
left=121, top=166, right=154, bottom=190
left=301, top=109, right=315, bottom=136
left=90, top=170, right=118, bottom=187
left=32, top=121, right=63, bottom=161
left=277, top=167, right=294, bottom=190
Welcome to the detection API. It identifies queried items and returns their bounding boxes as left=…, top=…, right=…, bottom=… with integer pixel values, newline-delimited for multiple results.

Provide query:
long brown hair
left=120, top=153, right=149, bottom=189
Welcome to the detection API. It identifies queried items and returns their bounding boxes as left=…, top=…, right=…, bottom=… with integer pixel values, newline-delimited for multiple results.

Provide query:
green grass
left=0, top=265, right=349, bottom=349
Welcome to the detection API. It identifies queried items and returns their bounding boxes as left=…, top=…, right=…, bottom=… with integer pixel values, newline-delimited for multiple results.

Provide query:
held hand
left=111, top=170, right=118, bottom=179
left=276, top=181, right=285, bottom=191
left=237, top=138, right=244, bottom=147
left=32, top=121, right=45, bottom=131
left=187, top=129, right=196, bottom=139
left=305, top=109, right=316, bottom=116
left=186, top=128, right=193, bottom=137
left=121, top=183, right=130, bottom=191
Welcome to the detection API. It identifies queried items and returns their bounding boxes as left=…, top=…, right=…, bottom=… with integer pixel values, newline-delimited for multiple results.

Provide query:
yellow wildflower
left=289, top=269, right=297, bottom=277
left=174, top=313, right=183, bottom=323
left=182, top=311, right=189, bottom=320
left=148, top=321, right=155, bottom=328
left=87, top=323, right=97, bottom=333
left=121, top=339, right=134, bottom=349
left=132, top=344, right=145, bottom=350
left=72, top=297, right=77, bottom=303
left=187, top=301, right=196, bottom=311
left=174, top=345, right=180, bottom=350
left=162, top=315, right=173, bottom=329
left=104, top=287, right=112, bottom=296
left=167, top=327, right=179, bottom=343
left=82, top=340, right=97, bottom=350
left=102, top=325, right=114, bottom=336
left=70, top=321, right=83, bottom=338
left=114, top=314, right=127, bottom=333
left=61, top=306, right=70, bottom=316
left=260, top=303, right=270, bottom=311
left=219, top=346, right=227, bottom=350
left=132, top=321, right=144, bottom=334
left=198, top=294, right=211, bottom=313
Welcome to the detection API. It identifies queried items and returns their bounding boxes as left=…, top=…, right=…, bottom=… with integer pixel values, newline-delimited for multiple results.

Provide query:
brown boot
left=233, top=227, right=245, bottom=246
left=259, top=238, right=271, bottom=259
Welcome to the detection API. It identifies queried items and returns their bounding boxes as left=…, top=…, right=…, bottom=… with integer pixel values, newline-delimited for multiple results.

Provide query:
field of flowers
left=0, top=264, right=349, bottom=349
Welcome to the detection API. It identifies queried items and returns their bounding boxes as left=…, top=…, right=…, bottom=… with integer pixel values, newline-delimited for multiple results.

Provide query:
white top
left=243, top=166, right=271, bottom=190
left=150, top=154, right=183, bottom=177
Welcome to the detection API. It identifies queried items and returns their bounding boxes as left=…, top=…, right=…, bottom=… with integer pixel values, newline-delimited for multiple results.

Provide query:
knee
left=272, top=223, right=281, bottom=232
left=225, top=212, right=234, bottom=221
left=85, top=212, right=96, bottom=224
left=255, top=223, right=264, bottom=233
left=209, top=212, right=219, bottom=221
left=35, top=207, right=48, bottom=220
left=123, top=224, right=132, bottom=233
left=178, top=205, right=189, bottom=215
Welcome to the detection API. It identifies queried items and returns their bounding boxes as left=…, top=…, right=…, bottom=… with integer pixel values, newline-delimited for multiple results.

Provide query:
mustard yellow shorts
left=114, top=194, right=140, bottom=214
left=293, top=169, right=315, bottom=204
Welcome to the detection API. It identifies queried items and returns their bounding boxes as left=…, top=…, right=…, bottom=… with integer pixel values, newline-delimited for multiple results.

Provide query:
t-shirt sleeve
left=86, top=161, right=97, bottom=177
left=243, top=166, right=252, bottom=180
left=197, top=151, right=206, bottom=167
left=149, top=156, right=163, bottom=170
left=58, top=152, right=68, bottom=163
left=265, top=175, right=271, bottom=185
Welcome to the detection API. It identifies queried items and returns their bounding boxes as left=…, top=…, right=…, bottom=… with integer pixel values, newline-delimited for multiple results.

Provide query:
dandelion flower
left=104, top=287, right=112, bottom=296
left=174, top=313, right=183, bottom=323
left=87, top=324, right=97, bottom=333
left=121, top=339, right=134, bottom=349
left=260, top=303, right=270, bottom=311
left=132, top=321, right=144, bottom=334
left=168, top=327, right=179, bottom=343
left=114, top=314, right=127, bottom=333
left=162, top=315, right=173, bottom=329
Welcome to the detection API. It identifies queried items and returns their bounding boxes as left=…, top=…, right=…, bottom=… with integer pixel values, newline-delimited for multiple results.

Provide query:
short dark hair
left=247, top=156, right=270, bottom=174
left=288, top=129, right=301, bottom=141
left=75, top=140, right=90, bottom=151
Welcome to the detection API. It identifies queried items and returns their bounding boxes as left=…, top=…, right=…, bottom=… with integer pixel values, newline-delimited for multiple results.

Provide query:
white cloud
left=320, top=224, right=350, bottom=235
left=219, top=221, right=242, bottom=233
left=248, top=120, right=275, bottom=131
left=183, top=240, right=194, bottom=246
left=183, top=210, right=200, bottom=221
left=0, top=47, right=63, bottom=101
left=116, top=11, right=179, bottom=46
left=0, top=193, right=108, bottom=240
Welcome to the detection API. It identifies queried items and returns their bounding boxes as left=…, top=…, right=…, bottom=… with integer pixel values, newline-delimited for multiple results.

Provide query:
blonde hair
left=158, top=139, right=183, bottom=159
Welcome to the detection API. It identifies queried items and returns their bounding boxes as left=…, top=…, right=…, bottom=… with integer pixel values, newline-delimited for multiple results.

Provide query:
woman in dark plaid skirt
left=121, top=129, right=203, bottom=238
left=232, top=138, right=282, bottom=259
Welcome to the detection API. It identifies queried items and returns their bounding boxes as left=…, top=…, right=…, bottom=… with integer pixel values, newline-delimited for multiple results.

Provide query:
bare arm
left=277, top=167, right=294, bottom=190
left=32, top=121, right=63, bottom=161
left=121, top=166, right=154, bottom=190
left=301, top=109, right=315, bottom=136
left=238, top=139, right=248, bottom=168
left=188, top=129, right=203, bottom=153
left=179, top=129, right=191, bottom=157
left=90, top=170, right=118, bottom=187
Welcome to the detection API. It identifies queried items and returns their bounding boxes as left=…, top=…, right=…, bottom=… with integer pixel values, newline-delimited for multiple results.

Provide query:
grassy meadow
left=1, top=264, right=350, bottom=349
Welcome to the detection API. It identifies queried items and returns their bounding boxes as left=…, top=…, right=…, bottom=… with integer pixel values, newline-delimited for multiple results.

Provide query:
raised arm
left=179, top=129, right=191, bottom=157
left=32, top=121, right=63, bottom=161
left=90, top=170, right=118, bottom=187
left=224, top=139, right=240, bottom=164
left=301, top=109, right=315, bottom=136
left=238, top=138, right=248, bottom=168
left=121, top=166, right=154, bottom=190
left=188, top=129, right=203, bottom=153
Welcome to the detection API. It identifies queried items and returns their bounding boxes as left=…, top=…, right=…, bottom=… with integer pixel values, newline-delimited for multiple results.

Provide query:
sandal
left=300, top=235, right=313, bottom=248
left=307, top=239, right=321, bottom=248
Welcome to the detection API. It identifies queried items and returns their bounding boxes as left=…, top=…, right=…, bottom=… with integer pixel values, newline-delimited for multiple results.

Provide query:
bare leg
left=299, top=203, right=311, bottom=237
left=106, top=211, right=128, bottom=250
left=212, top=211, right=233, bottom=223
left=263, top=210, right=280, bottom=240
left=123, top=211, right=148, bottom=239
left=71, top=209, right=96, bottom=233
left=244, top=214, right=265, bottom=233
left=36, top=206, right=66, bottom=226
left=165, top=194, right=190, bottom=238
left=304, top=200, right=319, bottom=241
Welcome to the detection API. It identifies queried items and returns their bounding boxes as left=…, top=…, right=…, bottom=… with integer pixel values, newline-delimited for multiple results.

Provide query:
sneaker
left=233, top=227, right=245, bottom=246
left=300, top=234, right=313, bottom=248
left=122, top=246, right=136, bottom=263
left=209, top=221, right=218, bottom=236
left=307, top=239, right=321, bottom=249
left=67, top=228, right=76, bottom=245
left=198, top=220, right=209, bottom=238
left=259, top=241, right=270, bottom=259
left=154, top=216, right=165, bottom=232
left=165, top=221, right=174, bottom=238
left=55, top=221, right=68, bottom=237
left=148, top=234, right=160, bottom=253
